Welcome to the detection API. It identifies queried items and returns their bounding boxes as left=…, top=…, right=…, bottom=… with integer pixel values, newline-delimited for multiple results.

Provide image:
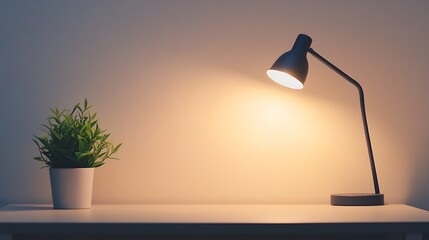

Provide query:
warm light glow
left=266, top=69, right=304, bottom=89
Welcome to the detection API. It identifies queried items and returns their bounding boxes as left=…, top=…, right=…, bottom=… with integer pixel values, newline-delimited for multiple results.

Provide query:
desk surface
left=1, top=204, right=429, bottom=234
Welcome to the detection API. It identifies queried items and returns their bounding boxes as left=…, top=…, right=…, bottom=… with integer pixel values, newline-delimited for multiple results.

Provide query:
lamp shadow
left=406, top=147, right=429, bottom=210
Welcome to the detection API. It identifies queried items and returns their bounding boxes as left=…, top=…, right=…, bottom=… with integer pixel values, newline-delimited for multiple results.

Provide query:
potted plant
left=33, top=99, right=121, bottom=209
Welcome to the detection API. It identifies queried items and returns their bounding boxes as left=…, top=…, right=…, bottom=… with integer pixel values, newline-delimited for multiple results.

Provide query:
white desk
left=1, top=204, right=428, bottom=240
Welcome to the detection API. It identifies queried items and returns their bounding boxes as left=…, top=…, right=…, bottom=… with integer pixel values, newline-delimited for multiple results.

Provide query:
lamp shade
left=267, top=34, right=312, bottom=89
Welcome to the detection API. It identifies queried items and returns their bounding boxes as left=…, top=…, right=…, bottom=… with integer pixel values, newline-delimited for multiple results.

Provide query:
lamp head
left=267, top=34, right=312, bottom=89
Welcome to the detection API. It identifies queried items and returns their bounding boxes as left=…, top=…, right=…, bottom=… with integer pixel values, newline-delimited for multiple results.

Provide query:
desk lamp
left=267, top=34, right=384, bottom=206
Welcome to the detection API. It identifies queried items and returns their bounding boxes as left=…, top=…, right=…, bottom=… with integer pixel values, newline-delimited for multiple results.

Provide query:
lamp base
left=331, top=193, right=384, bottom=206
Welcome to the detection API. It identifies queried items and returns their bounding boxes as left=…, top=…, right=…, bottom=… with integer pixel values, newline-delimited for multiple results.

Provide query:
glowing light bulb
left=266, top=69, right=304, bottom=90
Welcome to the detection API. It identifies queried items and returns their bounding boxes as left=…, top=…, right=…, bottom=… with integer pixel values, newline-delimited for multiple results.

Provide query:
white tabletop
left=1, top=204, right=429, bottom=223
left=1, top=204, right=429, bottom=235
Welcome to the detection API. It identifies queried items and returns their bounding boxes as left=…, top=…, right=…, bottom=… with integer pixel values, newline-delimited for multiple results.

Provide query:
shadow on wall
left=407, top=149, right=429, bottom=211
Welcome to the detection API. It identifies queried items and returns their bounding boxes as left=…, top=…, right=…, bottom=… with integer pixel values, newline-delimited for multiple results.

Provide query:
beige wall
left=1, top=0, right=428, bottom=209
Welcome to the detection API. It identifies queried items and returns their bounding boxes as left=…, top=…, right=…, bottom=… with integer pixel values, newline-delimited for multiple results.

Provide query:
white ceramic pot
left=49, top=168, right=94, bottom=209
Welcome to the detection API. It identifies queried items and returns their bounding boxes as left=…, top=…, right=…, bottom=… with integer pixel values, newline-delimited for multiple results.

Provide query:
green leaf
left=93, top=162, right=104, bottom=167
left=111, top=143, right=122, bottom=154
left=84, top=98, right=88, bottom=109
left=33, top=138, right=42, bottom=148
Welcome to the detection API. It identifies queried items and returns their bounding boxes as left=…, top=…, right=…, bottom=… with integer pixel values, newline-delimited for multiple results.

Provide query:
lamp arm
left=308, top=48, right=381, bottom=194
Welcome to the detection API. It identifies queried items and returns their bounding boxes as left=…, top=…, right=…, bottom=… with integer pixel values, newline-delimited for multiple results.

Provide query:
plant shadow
left=0, top=205, right=53, bottom=211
